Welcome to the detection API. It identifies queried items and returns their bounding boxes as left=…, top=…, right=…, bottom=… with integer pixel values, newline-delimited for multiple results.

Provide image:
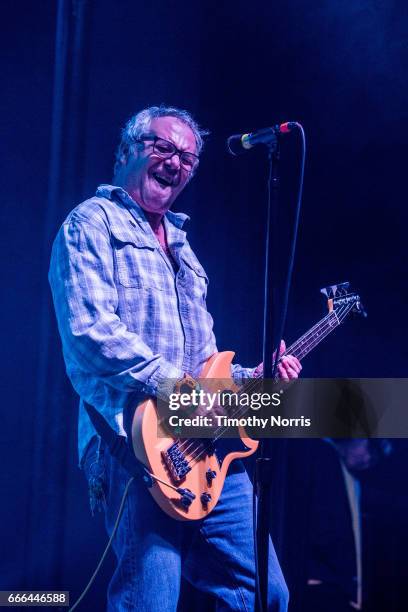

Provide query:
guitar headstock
left=320, top=282, right=367, bottom=322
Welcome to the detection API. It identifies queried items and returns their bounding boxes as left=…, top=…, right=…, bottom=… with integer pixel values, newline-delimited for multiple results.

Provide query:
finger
left=278, top=366, right=299, bottom=380
left=273, top=340, right=287, bottom=361
left=280, top=358, right=300, bottom=380
left=278, top=363, right=289, bottom=381
left=280, top=365, right=298, bottom=380
left=254, top=362, right=264, bottom=378
left=285, top=366, right=299, bottom=380
left=282, top=355, right=302, bottom=374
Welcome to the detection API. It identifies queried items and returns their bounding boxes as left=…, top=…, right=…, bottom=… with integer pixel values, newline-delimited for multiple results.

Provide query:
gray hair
left=114, top=105, right=209, bottom=175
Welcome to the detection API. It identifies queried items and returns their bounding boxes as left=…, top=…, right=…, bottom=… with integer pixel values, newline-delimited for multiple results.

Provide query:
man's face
left=120, top=116, right=198, bottom=215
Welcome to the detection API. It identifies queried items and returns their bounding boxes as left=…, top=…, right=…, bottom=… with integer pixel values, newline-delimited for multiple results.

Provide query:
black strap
left=84, top=402, right=153, bottom=487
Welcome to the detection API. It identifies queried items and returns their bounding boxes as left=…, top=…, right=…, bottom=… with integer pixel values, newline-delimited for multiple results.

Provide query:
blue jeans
left=83, top=438, right=289, bottom=612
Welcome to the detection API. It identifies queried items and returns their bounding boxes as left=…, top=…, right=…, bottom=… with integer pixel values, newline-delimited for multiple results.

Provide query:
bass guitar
left=131, top=282, right=365, bottom=520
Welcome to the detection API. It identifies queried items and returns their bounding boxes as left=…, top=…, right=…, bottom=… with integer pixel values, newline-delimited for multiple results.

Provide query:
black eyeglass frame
left=135, top=135, right=200, bottom=172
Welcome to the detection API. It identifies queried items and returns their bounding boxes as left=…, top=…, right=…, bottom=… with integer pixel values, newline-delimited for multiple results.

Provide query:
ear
left=120, top=141, right=143, bottom=166
left=118, top=144, right=130, bottom=166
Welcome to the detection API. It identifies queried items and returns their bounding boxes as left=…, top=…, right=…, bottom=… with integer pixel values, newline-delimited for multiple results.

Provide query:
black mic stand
left=255, top=134, right=281, bottom=612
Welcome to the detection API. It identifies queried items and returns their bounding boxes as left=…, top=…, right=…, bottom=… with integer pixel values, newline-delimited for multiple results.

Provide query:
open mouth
left=152, top=172, right=174, bottom=188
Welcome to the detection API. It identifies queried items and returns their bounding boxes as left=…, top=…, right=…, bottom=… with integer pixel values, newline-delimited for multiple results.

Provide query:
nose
left=165, top=153, right=181, bottom=171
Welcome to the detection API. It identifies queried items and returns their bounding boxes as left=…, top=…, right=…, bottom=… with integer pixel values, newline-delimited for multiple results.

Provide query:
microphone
left=227, top=122, right=298, bottom=155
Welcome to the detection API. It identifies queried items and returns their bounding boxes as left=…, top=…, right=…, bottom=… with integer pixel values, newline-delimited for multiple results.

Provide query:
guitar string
left=206, top=303, right=350, bottom=435
left=174, top=306, right=346, bottom=463
left=174, top=310, right=338, bottom=458
left=175, top=308, right=342, bottom=458
left=168, top=299, right=354, bottom=466
left=176, top=307, right=345, bottom=464
left=207, top=303, right=351, bottom=440
left=183, top=306, right=350, bottom=469
left=181, top=300, right=355, bottom=469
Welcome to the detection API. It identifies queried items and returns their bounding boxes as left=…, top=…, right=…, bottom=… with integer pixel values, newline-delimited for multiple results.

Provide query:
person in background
left=305, top=439, right=386, bottom=612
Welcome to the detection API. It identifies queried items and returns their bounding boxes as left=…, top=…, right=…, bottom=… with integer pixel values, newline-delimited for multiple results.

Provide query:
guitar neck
left=245, top=299, right=357, bottom=388
left=237, top=296, right=360, bottom=407
left=228, top=299, right=358, bottom=436
left=284, top=310, right=340, bottom=363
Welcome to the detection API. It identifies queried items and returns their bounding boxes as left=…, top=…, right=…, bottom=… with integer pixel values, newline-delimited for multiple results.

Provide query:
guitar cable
left=68, top=464, right=193, bottom=612
left=253, top=463, right=263, bottom=612
left=68, top=476, right=134, bottom=612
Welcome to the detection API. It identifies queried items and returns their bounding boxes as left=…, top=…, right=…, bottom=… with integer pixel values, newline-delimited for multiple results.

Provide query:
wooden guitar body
left=131, top=351, right=259, bottom=521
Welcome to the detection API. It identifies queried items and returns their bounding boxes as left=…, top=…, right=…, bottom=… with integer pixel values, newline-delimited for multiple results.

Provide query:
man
left=49, top=105, right=301, bottom=611
left=283, top=439, right=378, bottom=612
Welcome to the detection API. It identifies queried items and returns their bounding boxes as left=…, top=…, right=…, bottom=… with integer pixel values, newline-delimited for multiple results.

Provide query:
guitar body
left=131, top=351, right=259, bottom=521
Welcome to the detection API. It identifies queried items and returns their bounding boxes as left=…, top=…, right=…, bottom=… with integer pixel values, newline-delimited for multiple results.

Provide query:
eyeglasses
left=136, top=135, right=199, bottom=172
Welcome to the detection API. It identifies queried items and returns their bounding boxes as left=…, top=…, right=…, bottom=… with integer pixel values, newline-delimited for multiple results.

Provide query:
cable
left=68, top=461, right=190, bottom=612
left=68, top=476, right=134, bottom=612
left=255, top=124, right=307, bottom=612
left=253, top=463, right=264, bottom=612
left=272, top=123, right=306, bottom=379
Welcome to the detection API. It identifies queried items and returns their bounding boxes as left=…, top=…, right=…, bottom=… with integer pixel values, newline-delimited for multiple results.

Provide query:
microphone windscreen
left=226, top=134, right=246, bottom=156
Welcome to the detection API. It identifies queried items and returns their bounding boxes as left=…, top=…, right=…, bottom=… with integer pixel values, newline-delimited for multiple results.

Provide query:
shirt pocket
left=180, top=252, right=209, bottom=301
left=110, top=225, right=164, bottom=291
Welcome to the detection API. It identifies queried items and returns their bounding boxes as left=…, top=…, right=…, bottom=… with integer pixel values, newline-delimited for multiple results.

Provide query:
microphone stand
left=255, top=134, right=281, bottom=612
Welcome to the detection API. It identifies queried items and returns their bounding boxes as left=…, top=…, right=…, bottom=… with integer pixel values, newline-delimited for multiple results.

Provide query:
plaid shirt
left=49, top=185, right=253, bottom=461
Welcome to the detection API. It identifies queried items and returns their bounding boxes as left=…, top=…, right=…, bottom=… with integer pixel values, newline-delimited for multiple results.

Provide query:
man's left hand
left=255, top=340, right=302, bottom=381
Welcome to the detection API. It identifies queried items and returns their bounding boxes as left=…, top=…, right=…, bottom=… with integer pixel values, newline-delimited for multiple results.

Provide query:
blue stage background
left=1, top=1, right=407, bottom=610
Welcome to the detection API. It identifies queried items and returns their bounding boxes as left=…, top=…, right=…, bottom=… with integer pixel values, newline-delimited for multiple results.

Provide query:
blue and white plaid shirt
left=49, top=185, right=253, bottom=461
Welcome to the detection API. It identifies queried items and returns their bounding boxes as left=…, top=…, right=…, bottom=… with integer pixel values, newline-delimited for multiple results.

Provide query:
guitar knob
left=206, top=469, right=217, bottom=484
left=201, top=492, right=212, bottom=505
left=177, top=488, right=196, bottom=508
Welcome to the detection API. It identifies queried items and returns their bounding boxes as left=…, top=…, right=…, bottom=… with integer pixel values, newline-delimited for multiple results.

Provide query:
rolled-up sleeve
left=48, top=220, right=183, bottom=398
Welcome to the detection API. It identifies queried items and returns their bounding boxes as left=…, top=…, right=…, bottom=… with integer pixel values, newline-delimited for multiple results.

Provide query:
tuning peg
left=355, top=301, right=368, bottom=318
left=320, top=281, right=350, bottom=299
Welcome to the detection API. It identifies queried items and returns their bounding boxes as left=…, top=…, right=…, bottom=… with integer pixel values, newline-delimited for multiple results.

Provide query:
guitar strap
left=84, top=401, right=153, bottom=487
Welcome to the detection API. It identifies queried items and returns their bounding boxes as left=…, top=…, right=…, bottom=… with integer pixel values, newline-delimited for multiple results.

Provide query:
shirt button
left=179, top=270, right=185, bottom=278
left=186, top=349, right=192, bottom=356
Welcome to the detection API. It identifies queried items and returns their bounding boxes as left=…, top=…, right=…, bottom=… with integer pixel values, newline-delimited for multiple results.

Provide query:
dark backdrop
left=1, top=1, right=407, bottom=610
